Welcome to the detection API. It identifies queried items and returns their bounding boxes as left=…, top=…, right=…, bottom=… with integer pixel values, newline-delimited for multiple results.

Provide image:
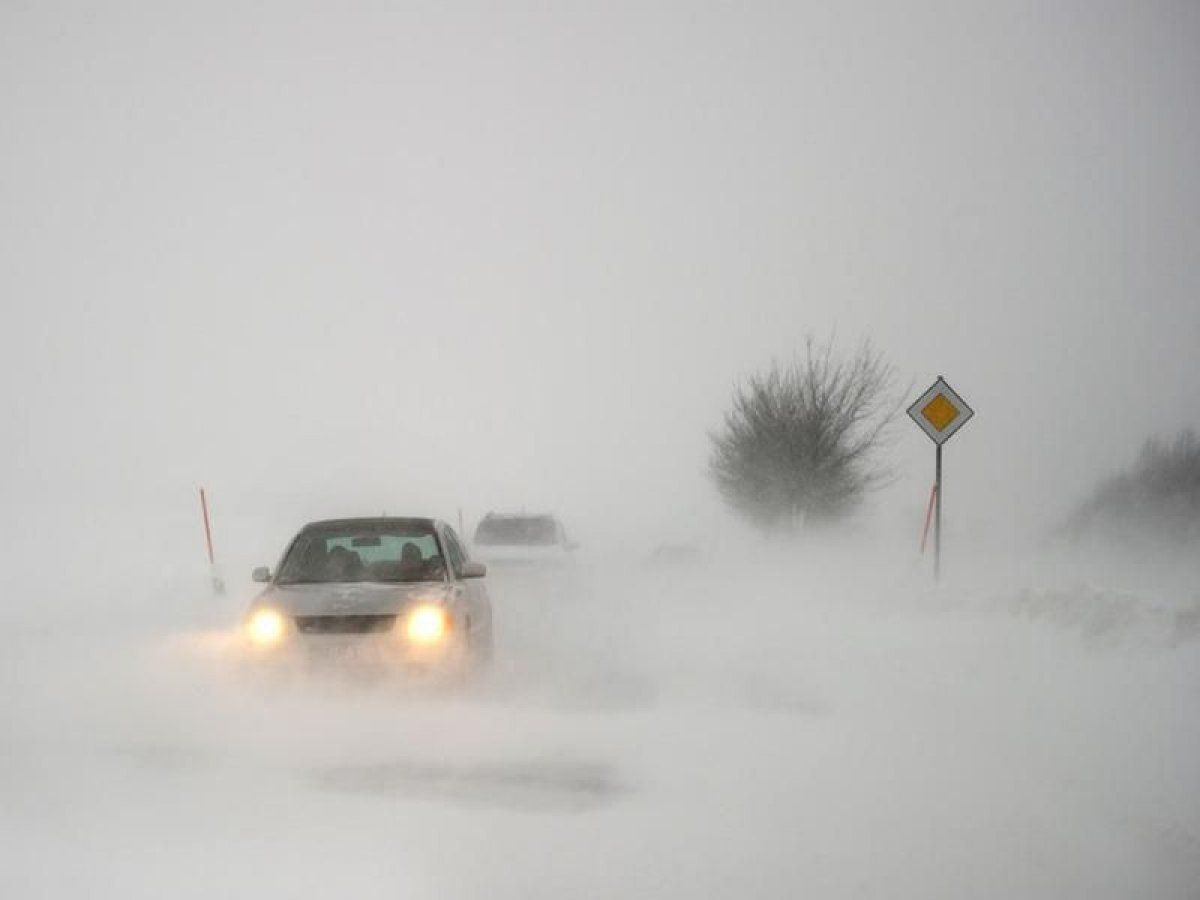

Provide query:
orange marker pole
left=199, top=487, right=225, bottom=594
left=200, top=487, right=215, bottom=565
left=920, top=482, right=938, bottom=555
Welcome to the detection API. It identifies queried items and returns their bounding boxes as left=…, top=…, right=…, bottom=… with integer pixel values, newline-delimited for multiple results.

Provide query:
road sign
left=907, top=377, right=974, bottom=445
left=907, top=376, right=974, bottom=582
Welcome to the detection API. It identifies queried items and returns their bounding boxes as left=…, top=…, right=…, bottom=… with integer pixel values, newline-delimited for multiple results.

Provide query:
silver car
left=472, top=512, right=577, bottom=568
left=244, top=517, right=492, bottom=672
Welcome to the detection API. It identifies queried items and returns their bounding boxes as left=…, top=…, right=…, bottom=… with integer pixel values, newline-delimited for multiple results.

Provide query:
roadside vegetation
left=1065, top=429, right=1200, bottom=547
left=708, top=336, right=902, bottom=534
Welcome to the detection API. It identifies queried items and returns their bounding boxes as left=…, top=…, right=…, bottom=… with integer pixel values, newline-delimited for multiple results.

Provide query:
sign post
left=935, top=442, right=943, bottom=579
left=907, top=376, right=974, bottom=581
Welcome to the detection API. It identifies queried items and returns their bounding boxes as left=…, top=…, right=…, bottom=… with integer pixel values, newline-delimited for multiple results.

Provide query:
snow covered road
left=2, top=557, right=1198, bottom=899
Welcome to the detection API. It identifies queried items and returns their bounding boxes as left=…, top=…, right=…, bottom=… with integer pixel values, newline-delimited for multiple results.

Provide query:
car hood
left=254, top=581, right=445, bottom=617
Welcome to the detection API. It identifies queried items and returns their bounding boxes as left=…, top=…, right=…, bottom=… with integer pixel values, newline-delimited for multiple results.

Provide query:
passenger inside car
left=326, top=545, right=364, bottom=581
left=276, top=525, right=449, bottom=584
left=399, top=542, right=424, bottom=579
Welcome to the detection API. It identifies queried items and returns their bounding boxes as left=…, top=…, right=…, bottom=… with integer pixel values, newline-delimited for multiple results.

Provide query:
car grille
left=293, top=614, right=398, bottom=635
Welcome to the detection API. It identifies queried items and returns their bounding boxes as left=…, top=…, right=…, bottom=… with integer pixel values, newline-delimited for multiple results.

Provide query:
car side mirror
left=252, top=566, right=271, bottom=583
left=460, top=561, right=487, bottom=579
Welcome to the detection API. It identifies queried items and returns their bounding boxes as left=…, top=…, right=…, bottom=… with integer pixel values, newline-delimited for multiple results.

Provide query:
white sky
left=3, top=1, right=1198, bottom=543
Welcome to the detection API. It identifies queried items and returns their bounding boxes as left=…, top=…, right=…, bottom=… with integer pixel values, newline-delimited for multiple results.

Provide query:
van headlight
left=247, top=608, right=286, bottom=646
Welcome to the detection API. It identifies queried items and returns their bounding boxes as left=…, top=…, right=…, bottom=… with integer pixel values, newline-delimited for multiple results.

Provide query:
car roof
left=302, top=516, right=442, bottom=531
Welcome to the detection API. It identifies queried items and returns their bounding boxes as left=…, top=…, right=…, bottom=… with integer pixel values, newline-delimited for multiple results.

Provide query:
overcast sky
left=3, top=1, right=1198, bottom=543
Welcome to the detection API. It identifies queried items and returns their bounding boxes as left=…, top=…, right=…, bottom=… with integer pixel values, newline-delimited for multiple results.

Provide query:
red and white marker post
left=199, top=486, right=226, bottom=594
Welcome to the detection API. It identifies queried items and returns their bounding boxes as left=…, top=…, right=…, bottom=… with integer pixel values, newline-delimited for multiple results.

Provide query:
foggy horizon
left=4, top=2, right=1198, bottom=544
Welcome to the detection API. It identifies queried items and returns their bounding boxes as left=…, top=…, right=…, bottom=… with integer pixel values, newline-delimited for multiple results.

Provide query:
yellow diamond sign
left=908, top=377, right=974, bottom=445
left=921, top=393, right=959, bottom=432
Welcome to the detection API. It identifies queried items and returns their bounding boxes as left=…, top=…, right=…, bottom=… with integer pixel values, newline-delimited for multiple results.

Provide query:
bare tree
left=709, top=337, right=901, bottom=532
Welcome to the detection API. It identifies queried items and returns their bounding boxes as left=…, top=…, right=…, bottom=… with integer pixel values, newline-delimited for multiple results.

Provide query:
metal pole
left=934, top=443, right=943, bottom=582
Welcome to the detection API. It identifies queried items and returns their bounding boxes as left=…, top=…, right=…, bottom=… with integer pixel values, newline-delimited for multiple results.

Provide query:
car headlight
left=404, top=605, right=449, bottom=644
left=246, top=608, right=286, bottom=646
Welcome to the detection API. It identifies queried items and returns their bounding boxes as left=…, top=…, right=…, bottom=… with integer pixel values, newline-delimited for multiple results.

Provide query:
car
left=471, top=511, right=576, bottom=568
left=243, top=517, right=492, bottom=673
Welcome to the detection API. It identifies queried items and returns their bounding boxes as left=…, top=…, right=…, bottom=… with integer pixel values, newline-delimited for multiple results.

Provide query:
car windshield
left=276, top=523, right=445, bottom=584
left=474, top=516, right=558, bottom=546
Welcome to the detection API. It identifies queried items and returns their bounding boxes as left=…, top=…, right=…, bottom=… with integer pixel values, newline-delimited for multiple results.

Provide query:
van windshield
left=474, top=516, right=558, bottom=546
